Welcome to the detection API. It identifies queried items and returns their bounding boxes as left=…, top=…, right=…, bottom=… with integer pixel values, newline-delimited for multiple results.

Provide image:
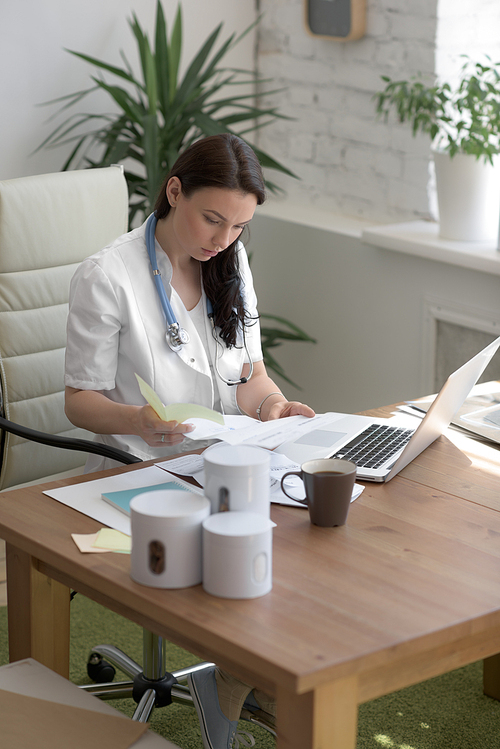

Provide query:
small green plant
left=38, top=1, right=296, bottom=226
left=260, top=314, right=316, bottom=389
left=374, top=56, right=500, bottom=163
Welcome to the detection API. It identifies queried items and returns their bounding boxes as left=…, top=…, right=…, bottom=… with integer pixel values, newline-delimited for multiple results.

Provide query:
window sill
left=362, top=220, right=500, bottom=276
left=257, top=201, right=374, bottom=239
left=257, top=201, right=500, bottom=277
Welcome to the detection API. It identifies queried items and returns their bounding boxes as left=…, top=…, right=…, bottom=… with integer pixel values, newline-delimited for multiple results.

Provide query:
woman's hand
left=64, top=388, right=196, bottom=448
left=134, top=405, right=195, bottom=447
left=236, top=362, right=315, bottom=422
left=267, top=400, right=315, bottom=421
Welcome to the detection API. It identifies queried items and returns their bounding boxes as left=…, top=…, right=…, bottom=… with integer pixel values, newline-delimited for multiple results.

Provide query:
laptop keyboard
left=331, top=424, right=414, bottom=470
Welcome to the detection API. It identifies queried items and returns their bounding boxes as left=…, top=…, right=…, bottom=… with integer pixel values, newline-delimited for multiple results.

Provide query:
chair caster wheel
left=87, top=652, right=116, bottom=683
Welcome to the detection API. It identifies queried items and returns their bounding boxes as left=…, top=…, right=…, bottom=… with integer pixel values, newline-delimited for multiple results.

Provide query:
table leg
left=276, top=675, right=358, bottom=749
left=484, top=654, right=500, bottom=701
left=6, top=544, right=70, bottom=677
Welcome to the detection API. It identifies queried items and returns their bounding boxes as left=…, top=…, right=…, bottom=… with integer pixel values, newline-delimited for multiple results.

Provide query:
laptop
left=276, top=335, right=500, bottom=482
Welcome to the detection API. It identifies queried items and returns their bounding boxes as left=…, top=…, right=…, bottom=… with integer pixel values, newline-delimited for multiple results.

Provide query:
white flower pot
left=433, top=150, right=500, bottom=242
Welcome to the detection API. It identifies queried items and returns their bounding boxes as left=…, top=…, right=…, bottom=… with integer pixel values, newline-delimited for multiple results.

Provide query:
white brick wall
left=255, top=0, right=500, bottom=223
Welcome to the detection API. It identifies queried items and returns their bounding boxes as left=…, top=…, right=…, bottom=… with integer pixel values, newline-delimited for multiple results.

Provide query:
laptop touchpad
left=294, top=430, right=346, bottom=447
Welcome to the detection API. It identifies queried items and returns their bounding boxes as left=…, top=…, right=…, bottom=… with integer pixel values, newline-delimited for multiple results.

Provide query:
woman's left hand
left=267, top=400, right=315, bottom=420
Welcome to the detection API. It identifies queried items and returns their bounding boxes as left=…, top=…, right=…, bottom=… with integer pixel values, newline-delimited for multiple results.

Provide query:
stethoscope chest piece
left=166, top=323, right=190, bottom=352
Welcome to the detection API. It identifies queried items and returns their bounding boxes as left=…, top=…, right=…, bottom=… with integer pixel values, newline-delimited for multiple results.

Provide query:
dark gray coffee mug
left=280, top=458, right=356, bottom=527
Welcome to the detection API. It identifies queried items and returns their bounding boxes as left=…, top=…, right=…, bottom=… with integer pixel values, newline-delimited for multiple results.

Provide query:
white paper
left=156, top=454, right=205, bottom=477
left=161, top=412, right=353, bottom=450
left=186, top=412, right=347, bottom=450
left=184, top=414, right=256, bottom=441
left=216, top=413, right=337, bottom=449
left=156, top=454, right=205, bottom=486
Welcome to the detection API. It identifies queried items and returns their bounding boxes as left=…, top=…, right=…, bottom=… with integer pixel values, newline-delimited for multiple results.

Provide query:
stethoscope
left=146, top=213, right=253, bottom=386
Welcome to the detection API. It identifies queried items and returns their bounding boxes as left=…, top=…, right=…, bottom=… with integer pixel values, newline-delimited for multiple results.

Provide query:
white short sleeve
left=65, top=260, right=121, bottom=390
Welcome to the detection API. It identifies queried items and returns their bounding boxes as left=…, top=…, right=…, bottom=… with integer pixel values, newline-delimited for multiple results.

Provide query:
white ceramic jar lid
left=203, top=511, right=276, bottom=537
left=130, top=490, right=210, bottom=527
left=203, top=445, right=270, bottom=477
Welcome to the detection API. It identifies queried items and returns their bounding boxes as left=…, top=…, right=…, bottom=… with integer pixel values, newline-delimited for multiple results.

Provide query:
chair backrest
left=0, top=167, right=129, bottom=489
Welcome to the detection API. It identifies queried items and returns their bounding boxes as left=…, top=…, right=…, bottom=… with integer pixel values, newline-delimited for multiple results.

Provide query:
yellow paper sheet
left=93, top=528, right=132, bottom=553
left=72, top=531, right=131, bottom=554
left=135, top=373, right=224, bottom=424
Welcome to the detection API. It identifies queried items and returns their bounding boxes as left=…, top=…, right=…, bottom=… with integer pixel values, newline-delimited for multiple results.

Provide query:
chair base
left=79, top=634, right=276, bottom=735
left=79, top=637, right=210, bottom=721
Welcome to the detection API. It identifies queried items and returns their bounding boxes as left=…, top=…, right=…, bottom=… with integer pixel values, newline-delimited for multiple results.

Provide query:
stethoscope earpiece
left=146, top=213, right=253, bottom=386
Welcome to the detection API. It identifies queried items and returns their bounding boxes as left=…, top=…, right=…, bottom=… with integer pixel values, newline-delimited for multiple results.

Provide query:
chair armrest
left=0, top=417, right=142, bottom=466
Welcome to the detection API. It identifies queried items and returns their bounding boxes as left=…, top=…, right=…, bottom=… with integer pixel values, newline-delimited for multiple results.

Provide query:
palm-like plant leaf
left=37, top=0, right=297, bottom=219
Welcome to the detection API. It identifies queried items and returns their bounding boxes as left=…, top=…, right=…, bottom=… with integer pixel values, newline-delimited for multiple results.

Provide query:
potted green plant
left=375, top=56, right=500, bottom=242
left=38, top=0, right=315, bottom=385
left=38, top=0, right=295, bottom=226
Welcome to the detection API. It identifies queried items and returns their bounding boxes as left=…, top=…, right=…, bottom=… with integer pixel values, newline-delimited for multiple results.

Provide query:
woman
left=65, top=134, right=314, bottom=749
left=65, top=133, right=314, bottom=470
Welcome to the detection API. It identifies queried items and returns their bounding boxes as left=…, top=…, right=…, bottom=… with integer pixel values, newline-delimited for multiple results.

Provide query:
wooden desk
left=2, top=406, right=500, bottom=749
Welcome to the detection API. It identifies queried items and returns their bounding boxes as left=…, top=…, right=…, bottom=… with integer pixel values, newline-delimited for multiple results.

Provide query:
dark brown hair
left=154, top=134, right=266, bottom=347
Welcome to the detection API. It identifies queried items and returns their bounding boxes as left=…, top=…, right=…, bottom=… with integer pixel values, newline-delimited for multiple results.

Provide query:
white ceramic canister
left=203, top=444, right=271, bottom=517
left=130, top=490, right=210, bottom=588
left=202, top=511, right=276, bottom=599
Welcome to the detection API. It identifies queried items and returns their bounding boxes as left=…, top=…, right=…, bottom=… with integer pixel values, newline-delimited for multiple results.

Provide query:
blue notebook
left=102, top=481, right=190, bottom=516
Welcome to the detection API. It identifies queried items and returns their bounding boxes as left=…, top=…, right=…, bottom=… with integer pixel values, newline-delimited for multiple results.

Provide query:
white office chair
left=0, top=166, right=131, bottom=488
left=0, top=168, right=274, bottom=734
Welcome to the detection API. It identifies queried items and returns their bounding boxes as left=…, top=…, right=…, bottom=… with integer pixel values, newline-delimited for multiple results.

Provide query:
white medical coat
left=65, top=218, right=263, bottom=469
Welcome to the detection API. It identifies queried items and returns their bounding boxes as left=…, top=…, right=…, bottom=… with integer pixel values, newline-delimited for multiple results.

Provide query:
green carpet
left=1, top=595, right=500, bottom=748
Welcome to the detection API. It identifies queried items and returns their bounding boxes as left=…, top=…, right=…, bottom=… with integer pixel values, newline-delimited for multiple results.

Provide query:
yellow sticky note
left=92, top=528, right=132, bottom=553
left=135, top=373, right=224, bottom=425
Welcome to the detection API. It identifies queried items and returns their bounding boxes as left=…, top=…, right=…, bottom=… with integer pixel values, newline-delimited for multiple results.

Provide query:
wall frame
left=305, top=0, right=366, bottom=41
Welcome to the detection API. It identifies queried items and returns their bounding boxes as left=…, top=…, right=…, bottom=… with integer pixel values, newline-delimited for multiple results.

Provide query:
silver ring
left=161, top=434, right=165, bottom=443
